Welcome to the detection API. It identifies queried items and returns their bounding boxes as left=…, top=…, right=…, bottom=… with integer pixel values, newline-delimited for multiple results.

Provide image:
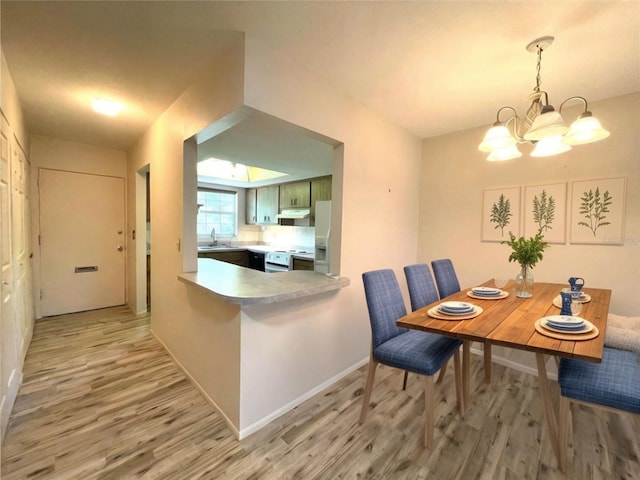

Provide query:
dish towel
left=605, top=313, right=640, bottom=355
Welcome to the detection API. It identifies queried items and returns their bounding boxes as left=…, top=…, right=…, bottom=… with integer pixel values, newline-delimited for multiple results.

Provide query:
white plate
left=541, top=320, right=594, bottom=335
left=439, top=301, right=474, bottom=311
left=472, top=287, right=501, bottom=295
left=544, top=315, right=585, bottom=326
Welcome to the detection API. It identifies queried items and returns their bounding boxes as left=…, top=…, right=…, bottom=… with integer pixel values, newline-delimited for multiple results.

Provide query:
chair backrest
left=403, top=264, right=440, bottom=311
left=431, top=258, right=461, bottom=298
left=362, top=269, right=408, bottom=349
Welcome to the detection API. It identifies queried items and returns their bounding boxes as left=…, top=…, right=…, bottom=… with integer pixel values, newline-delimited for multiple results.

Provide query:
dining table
left=396, top=279, right=611, bottom=465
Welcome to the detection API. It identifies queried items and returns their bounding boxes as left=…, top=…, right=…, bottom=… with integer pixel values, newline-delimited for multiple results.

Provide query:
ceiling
left=2, top=1, right=639, bottom=169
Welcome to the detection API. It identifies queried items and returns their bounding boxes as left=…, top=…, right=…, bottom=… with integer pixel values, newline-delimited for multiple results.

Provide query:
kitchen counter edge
left=178, top=258, right=350, bottom=306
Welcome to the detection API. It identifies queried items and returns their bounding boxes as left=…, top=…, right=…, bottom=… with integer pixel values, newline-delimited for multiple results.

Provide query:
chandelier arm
left=559, top=96, right=589, bottom=115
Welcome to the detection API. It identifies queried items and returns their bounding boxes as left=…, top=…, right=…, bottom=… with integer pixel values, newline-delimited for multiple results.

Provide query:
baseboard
left=150, top=328, right=241, bottom=439
left=238, top=356, right=369, bottom=440
left=469, top=345, right=558, bottom=381
left=1, top=369, right=23, bottom=444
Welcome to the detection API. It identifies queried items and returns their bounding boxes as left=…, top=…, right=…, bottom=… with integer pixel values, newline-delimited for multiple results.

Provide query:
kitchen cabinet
left=198, top=250, right=249, bottom=267
left=311, top=175, right=332, bottom=217
left=279, top=180, right=311, bottom=208
left=245, top=188, right=257, bottom=225
left=292, top=258, right=314, bottom=271
left=256, top=185, right=279, bottom=225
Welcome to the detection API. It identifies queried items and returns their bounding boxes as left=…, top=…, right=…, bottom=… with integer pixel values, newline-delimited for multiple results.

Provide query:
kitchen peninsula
left=178, top=258, right=349, bottom=305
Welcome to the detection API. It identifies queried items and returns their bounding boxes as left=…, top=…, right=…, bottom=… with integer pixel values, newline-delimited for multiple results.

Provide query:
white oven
left=264, top=251, right=293, bottom=273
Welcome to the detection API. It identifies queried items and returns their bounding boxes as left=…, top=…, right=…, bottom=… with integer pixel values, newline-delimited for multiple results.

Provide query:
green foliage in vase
left=532, top=190, right=555, bottom=235
left=490, top=194, right=512, bottom=236
left=578, top=188, right=612, bottom=236
left=502, top=232, right=549, bottom=269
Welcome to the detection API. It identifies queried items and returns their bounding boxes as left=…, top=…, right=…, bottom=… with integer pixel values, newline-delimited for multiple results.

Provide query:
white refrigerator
left=314, top=200, right=331, bottom=274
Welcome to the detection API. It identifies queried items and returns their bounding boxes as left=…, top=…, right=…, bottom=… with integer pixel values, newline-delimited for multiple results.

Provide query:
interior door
left=39, top=169, right=125, bottom=316
left=1, top=124, right=16, bottom=432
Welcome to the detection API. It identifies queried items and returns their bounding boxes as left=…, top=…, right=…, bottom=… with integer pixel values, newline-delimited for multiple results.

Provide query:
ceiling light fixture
left=479, top=36, right=610, bottom=161
left=92, top=98, right=123, bottom=116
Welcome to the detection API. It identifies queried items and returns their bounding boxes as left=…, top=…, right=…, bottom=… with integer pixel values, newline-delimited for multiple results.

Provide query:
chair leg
left=424, top=374, right=435, bottom=448
left=359, top=358, right=379, bottom=424
left=483, top=343, right=492, bottom=383
left=453, top=348, right=464, bottom=416
left=402, top=370, right=409, bottom=390
left=558, top=395, right=571, bottom=474
left=436, top=360, right=448, bottom=384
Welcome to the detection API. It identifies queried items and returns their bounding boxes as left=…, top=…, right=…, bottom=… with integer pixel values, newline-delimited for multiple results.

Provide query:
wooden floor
left=2, top=306, right=639, bottom=479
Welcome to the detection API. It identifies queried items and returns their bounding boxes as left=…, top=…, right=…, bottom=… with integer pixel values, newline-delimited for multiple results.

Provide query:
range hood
left=277, top=208, right=311, bottom=220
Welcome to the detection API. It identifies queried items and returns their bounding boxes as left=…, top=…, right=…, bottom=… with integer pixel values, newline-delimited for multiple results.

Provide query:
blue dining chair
left=403, top=264, right=449, bottom=387
left=360, top=269, right=464, bottom=447
left=431, top=258, right=461, bottom=299
left=431, top=258, right=494, bottom=384
left=404, top=263, right=440, bottom=312
left=557, top=347, right=640, bottom=473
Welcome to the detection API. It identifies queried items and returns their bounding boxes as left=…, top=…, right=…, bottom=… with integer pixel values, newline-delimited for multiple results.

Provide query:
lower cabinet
left=198, top=250, right=250, bottom=267
left=292, top=258, right=314, bottom=271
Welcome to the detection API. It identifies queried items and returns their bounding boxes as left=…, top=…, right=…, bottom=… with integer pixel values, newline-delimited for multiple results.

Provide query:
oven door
left=264, top=262, right=290, bottom=273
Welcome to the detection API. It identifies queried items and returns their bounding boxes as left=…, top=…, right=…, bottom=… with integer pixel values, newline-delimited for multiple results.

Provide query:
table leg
left=483, top=343, right=492, bottom=383
left=536, top=353, right=560, bottom=463
left=462, top=340, right=471, bottom=407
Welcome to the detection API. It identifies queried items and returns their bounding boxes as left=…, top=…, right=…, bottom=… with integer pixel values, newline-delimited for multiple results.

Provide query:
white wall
left=127, top=39, right=246, bottom=428
left=419, top=92, right=640, bottom=368
left=29, top=135, right=127, bottom=319
left=237, top=37, right=423, bottom=432
left=127, top=35, right=423, bottom=435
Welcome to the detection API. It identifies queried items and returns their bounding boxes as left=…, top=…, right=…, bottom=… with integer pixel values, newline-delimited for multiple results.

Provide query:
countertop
left=178, top=258, right=349, bottom=306
left=198, top=244, right=315, bottom=260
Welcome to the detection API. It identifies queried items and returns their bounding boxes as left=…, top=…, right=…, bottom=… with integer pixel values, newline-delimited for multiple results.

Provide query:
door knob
left=117, top=245, right=124, bottom=252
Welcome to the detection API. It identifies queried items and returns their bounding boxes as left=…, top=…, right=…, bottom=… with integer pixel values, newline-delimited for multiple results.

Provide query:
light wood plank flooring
left=2, top=306, right=639, bottom=479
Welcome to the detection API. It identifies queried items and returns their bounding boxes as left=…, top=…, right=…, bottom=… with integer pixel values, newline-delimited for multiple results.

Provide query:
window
left=197, top=188, right=237, bottom=240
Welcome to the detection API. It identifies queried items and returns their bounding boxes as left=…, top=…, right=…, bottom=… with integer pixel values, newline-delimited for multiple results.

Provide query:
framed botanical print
left=524, top=182, right=567, bottom=244
left=570, top=177, right=626, bottom=245
left=482, top=187, right=521, bottom=242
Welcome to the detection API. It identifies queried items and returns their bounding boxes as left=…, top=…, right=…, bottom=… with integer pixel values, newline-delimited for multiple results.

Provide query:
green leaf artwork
left=490, top=193, right=512, bottom=236
left=578, top=187, right=613, bottom=236
left=532, top=190, right=555, bottom=235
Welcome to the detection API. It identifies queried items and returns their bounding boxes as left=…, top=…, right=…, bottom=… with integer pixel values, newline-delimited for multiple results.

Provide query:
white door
left=1, top=124, right=16, bottom=432
left=39, top=169, right=125, bottom=316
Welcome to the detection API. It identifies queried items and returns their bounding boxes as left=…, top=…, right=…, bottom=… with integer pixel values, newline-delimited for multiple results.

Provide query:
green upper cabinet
left=279, top=180, right=311, bottom=209
left=256, top=185, right=279, bottom=225
left=245, top=188, right=257, bottom=225
left=310, top=176, right=332, bottom=217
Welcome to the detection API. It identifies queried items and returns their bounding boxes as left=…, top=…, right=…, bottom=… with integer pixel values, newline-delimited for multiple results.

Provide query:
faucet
left=211, top=227, right=217, bottom=246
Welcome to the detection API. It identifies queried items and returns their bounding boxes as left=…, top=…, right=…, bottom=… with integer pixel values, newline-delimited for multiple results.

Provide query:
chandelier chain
left=534, top=45, right=543, bottom=93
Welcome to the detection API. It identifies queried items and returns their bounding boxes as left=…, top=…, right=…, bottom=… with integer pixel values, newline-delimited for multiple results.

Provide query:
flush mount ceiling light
left=92, top=98, right=123, bottom=116
left=479, top=36, right=610, bottom=161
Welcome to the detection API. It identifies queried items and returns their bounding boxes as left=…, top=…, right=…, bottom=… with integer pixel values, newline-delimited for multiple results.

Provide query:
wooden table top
left=397, top=280, right=611, bottom=363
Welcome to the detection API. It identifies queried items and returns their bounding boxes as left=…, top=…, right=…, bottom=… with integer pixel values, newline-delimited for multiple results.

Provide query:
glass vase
left=515, top=265, right=533, bottom=298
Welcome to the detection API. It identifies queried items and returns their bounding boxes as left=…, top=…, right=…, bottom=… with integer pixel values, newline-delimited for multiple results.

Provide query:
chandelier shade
left=479, top=36, right=610, bottom=161
left=530, top=136, right=572, bottom=157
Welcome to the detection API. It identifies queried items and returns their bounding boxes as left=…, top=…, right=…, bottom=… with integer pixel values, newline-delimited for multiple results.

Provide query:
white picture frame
left=482, top=187, right=521, bottom=242
left=570, top=177, right=626, bottom=245
left=524, top=182, right=567, bottom=244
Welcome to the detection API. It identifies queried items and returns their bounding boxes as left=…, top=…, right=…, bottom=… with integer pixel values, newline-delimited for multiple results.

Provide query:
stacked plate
left=438, top=301, right=476, bottom=316
left=542, top=315, right=591, bottom=334
left=470, top=286, right=502, bottom=297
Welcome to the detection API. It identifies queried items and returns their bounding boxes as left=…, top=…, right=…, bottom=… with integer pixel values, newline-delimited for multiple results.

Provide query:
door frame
left=135, top=165, right=150, bottom=314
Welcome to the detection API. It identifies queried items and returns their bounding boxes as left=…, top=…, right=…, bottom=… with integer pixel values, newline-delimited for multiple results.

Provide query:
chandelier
left=478, top=36, right=610, bottom=161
